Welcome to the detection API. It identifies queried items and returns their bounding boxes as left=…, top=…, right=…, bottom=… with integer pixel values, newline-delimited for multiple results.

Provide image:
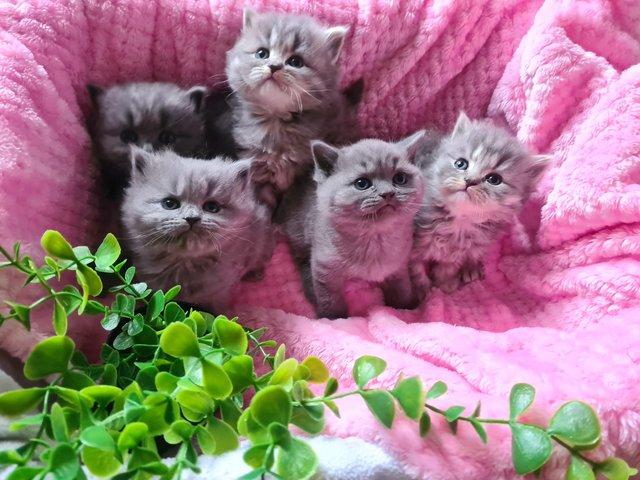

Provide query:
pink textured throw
left=1, top=0, right=639, bottom=477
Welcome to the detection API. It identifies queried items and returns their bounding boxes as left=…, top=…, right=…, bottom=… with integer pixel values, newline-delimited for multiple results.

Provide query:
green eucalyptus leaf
left=155, top=372, right=179, bottom=394
left=250, top=386, right=292, bottom=428
left=163, top=302, right=186, bottom=324
left=214, top=316, right=248, bottom=355
left=548, top=401, right=601, bottom=448
left=391, top=376, right=425, bottom=420
left=196, top=425, right=217, bottom=455
left=48, top=443, right=80, bottom=480
left=223, top=354, right=254, bottom=393
left=164, top=285, right=181, bottom=302
left=138, top=394, right=175, bottom=435
left=127, top=314, right=144, bottom=336
left=112, top=332, right=133, bottom=351
left=360, top=390, right=395, bottom=428
left=324, top=377, right=339, bottom=397
left=426, top=381, right=447, bottom=399
left=145, top=291, right=164, bottom=321
left=0, top=449, right=26, bottom=466
left=6, top=466, right=43, bottom=480
left=353, top=355, right=386, bottom=389
left=0, top=388, right=45, bottom=416
left=41, top=230, right=76, bottom=260
left=470, top=418, right=488, bottom=444
left=81, top=446, right=122, bottom=478
left=80, top=385, right=122, bottom=404
left=9, top=413, right=45, bottom=432
left=567, top=455, right=595, bottom=480
left=444, top=406, right=465, bottom=422
left=274, top=345, right=286, bottom=368
left=244, top=445, right=269, bottom=469
left=23, top=336, right=74, bottom=380
left=160, top=322, right=200, bottom=358
left=77, top=264, right=103, bottom=297
left=301, top=356, right=330, bottom=384
left=101, top=313, right=120, bottom=331
left=596, top=458, right=639, bottom=480
left=237, top=409, right=270, bottom=445
left=206, top=417, right=239, bottom=454
left=117, top=422, right=149, bottom=451
left=52, top=300, right=67, bottom=336
left=176, top=388, right=214, bottom=416
left=291, top=405, right=325, bottom=434
left=294, top=364, right=311, bottom=381
left=419, top=412, right=431, bottom=437
left=269, top=423, right=292, bottom=449
left=509, top=383, right=535, bottom=420
left=50, top=403, right=69, bottom=442
left=269, top=358, right=298, bottom=387
left=202, top=359, right=233, bottom=399
left=80, top=425, right=115, bottom=452
left=94, top=233, right=121, bottom=270
left=83, top=300, right=107, bottom=315
left=510, top=423, right=552, bottom=475
left=5, top=302, right=30, bottom=329
left=275, top=438, right=318, bottom=480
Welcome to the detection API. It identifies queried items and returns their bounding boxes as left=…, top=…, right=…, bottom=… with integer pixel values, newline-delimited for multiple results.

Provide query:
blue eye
left=159, top=131, right=176, bottom=145
left=454, top=158, right=468, bottom=170
left=286, top=55, right=304, bottom=68
left=354, top=178, right=372, bottom=190
left=203, top=201, right=221, bottom=213
left=393, top=172, right=408, bottom=185
left=485, top=173, right=503, bottom=185
left=161, top=197, right=180, bottom=210
left=255, top=48, right=269, bottom=59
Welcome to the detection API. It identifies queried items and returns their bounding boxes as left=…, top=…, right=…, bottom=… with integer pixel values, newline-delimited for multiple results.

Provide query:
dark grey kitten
left=226, top=9, right=350, bottom=195
left=121, top=149, right=274, bottom=312
left=411, top=112, right=549, bottom=297
left=88, top=82, right=208, bottom=199
left=278, top=132, right=426, bottom=319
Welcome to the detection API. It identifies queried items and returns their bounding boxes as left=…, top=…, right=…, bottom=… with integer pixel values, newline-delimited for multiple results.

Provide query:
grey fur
left=89, top=82, right=208, bottom=198
left=226, top=9, right=350, bottom=193
left=411, top=113, right=549, bottom=296
left=121, top=149, right=275, bottom=312
left=278, top=132, right=426, bottom=318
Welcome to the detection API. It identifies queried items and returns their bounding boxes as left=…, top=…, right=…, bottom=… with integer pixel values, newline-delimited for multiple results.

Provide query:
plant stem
left=552, top=436, right=598, bottom=467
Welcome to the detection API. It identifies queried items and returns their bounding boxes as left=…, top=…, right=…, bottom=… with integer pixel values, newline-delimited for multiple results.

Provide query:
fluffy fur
left=121, top=150, right=274, bottom=312
left=226, top=9, right=350, bottom=194
left=88, top=82, right=208, bottom=199
left=278, top=132, right=426, bottom=318
left=410, top=113, right=548, bottom=296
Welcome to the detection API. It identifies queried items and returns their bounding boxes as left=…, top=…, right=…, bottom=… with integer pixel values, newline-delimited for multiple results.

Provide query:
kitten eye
left=161, top=197, right=180, bottom=210
left=286, top=55, right=304, bottom=68
left=203, top=201, right=221, bottom=213
left=354, top=178, right=372, bottom=190
left=255, top=48, right=270, bottom=59
left=120, top=129, right=138, bottom=144
left=454, top=158, right=468, bottom=170
left=393, top=172, right=409, bottom=185
left=159, top=131, right=176, bottom=145
left=485, top=173, right=503, bottom=185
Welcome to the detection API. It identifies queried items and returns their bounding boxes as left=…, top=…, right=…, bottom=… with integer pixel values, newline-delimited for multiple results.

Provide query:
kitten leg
left=430, top=262, right=462, bottom=293
left=382, top=267, right=416, bottom=309
left=409, top=261, right=431, bottom=303
left=459, top=260, right=484, bottom=286
left=312, top=265, right=347, bottom=319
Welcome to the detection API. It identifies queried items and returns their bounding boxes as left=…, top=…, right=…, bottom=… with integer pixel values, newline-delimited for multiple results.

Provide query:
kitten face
left=122, top=150, right=255, bottom=257
left=312, top=132, right=426, bottom=225
left=226, top=9, right=347, bottom=113
left=429, top=113, right=548, bottom=218
left=90, top=82, right=207, bottom=173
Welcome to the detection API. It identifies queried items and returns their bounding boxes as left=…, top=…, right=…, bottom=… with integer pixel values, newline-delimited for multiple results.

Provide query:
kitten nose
left=269, top=64, right=283, bottom=73
left=465, top=179, right=478, bottom=188
left=380, top=191, right=395, bottom=200
left=142, top=143, right=154, bottom=152
left=184, top=216, right=200, bottom=227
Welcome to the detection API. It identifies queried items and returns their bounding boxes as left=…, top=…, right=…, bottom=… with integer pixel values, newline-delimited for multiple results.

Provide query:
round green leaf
left=80, top=385, right=122, bottom=404
left=250, top=386, right=292, bottom=428
left=426, top=381, right=447, bottom=399
left=0, top=388, right=45, bottom=416
left=237, top=409, right=270, bottom=444
left=77, top=264, right=103, bottom=297
left=269, top=423, right=292, bottom=449
left=444, top=405, right=465, bottom=422
left=391, top=376, right=425, bottom=420
left=597, top=458, right=639, bottom=480
left=94, top=233, right=121, bottom=270
left=302, top=356, right=330, bottom=384
left=548, top=401, right=601, bottom=448
left=202, top=359, right=233, bottom=399
left=360, top=390, right=395, bottom=428
left=176, top=388, right=214, bottom=416
left=80, top=425, right=115, bottom=452
left=164, top=285, right=181, bottom=303
left=6, top=466, right=43, bottom=480
left=244, top=445, right=269, bottom=468
left=48, top=443, right=80, bottom=480
left=269, top=358, right=298, bottom=386
left=509, top=383, right=535, bottom=420
left=145, top=291, right=164, bottom=321
left=61, top=370, right=94, bottom=390
left=324, top=377, right=339, bottom=397
left=510, top=423, right=553, bottom=475
left=196, top=425, right=216, bottom=455
left=353, top=356, right=386, bottom=389
left=213, top=316, right=248, bottom=355
left=52, top=300, right=68, bottom=336
left=23, top=336, right=75, bottom=380
left=160, top=322, right=200, bottom=358
left=291, top=405, right=325, bottom=434
left=41, top=230, right=76, bottom=260
left=207, top=417, right=239, bottom=454
left=567, top=455, right=595, bottom=480
left=81, top=446, right=122, bottom=477
left=138, top=395, right=175, bottom=435
left=223, top=355, right=254, bottom=393
left=117, top=422, right=149, bottom=451
left=275, top=438, right=319, bottom=480
left=274, top=344, right=286, bottom=368
left=50, top=403, right=68, bottom=442
left=419, top=412, right=431, bottom=437
left=155, top=372, right=179, bottom=394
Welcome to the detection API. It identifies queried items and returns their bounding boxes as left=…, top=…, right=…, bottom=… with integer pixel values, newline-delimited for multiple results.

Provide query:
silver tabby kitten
left=278, top=132, right=426, bottom=319
left=226, top=9, right=349, bottom=195
left=410, top=112, right=548, bottom=297
left=121, top=149, right=274, bottom=312
left=89, top=82, right=208, bottom=199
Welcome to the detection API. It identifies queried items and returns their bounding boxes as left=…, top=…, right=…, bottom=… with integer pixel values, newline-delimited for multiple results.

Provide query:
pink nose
left=380, top=191, right=395, bottom=200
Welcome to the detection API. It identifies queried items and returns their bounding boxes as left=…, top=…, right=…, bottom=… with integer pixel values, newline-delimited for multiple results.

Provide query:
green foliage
left=0, top=231, right=629, bottom=480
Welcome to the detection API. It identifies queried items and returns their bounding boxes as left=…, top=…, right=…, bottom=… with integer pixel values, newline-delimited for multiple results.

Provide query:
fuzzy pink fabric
left=1, top=0, right=639, bottom=478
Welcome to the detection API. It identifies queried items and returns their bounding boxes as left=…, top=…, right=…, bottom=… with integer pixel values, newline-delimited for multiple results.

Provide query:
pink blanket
left=1, top=0, right=640, bottom=478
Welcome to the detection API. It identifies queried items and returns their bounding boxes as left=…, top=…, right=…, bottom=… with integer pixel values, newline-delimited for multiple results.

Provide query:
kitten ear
left=87, top=84, right=103, bottom=108
left=243, top=8, right=257, bottom=30
left=526, top=154, right=551, bottom=181
left=312, top=140, right=340, bottom=177
left=130, top=146, right=152, bottom=178
left=452, top=111, right=472, bottom=137
left=233, top=159, right=252, bottom=190
left=187, top=86, right=208, bottom=113
left=397, top=129, right=426, bottom=163
left=325, top=26, right=349, bottom=64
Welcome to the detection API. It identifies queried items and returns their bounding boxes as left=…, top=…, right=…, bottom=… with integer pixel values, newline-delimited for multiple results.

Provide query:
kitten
left=278, top=132, right=426, bottom=319
left=226, top=9, right=351, bottom=195
left=121, top=149, right=274, bottom=312
left=410, top=112, right=549, bottom=297
left=88, top=82, right=209, bottom=199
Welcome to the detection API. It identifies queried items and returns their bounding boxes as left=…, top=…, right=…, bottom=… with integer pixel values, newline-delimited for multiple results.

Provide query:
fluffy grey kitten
left=226, top=9, right=350, bottom=195
left=410, top=112, right=549, bottom=297
left=278, top=132, right=426, bottom=319
left=88, top=82, right=208, bottom=199
left=121, top=149, right=274, bottom=312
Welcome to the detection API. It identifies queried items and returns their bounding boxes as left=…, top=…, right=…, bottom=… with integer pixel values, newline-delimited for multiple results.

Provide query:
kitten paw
left=459, top=261, right=484, bottom=285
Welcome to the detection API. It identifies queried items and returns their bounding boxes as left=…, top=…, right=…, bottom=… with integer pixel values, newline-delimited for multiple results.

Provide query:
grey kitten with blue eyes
left=410, top=112, right=549, bottom=297
left=226, top=9, right=350, bottom=195
left=278, top=132, right=426, bottom=319
left=88, top=82, right=209, bottom=199
left=121, top=149, right=274, bottom=312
